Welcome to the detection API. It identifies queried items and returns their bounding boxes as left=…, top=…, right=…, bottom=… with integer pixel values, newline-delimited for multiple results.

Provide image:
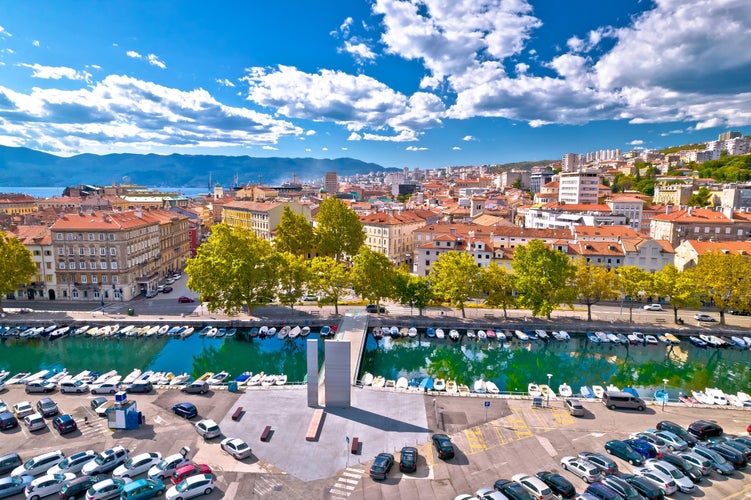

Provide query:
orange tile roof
left=684, top=239, right=751, bottom=256
left=651, top=207, right=733, bottom=223
left=50, top=210, right=155, bottom=230
left=11, top=225, right=51, bottom=245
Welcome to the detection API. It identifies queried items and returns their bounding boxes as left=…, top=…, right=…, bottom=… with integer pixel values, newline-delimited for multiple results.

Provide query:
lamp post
left=662, top=379, right=668, bottom=411
left=547, top=373, right=552, bottom=406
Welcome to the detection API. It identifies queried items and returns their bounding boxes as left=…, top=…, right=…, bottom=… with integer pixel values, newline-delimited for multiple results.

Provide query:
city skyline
left=1, top=1, right=750, bottom=169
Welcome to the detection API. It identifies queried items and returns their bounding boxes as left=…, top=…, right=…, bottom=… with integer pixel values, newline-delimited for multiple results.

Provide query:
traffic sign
left=484, top=401, right=490, bottom=407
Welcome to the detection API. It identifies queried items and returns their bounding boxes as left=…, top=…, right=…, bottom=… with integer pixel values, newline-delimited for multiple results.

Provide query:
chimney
left=665, top=205, right=672, bottom=214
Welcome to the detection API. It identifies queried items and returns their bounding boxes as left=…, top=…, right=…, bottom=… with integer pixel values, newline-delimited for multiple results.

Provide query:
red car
left=171, top=463, right=212, bottom=484
left=178, top=296, right=195, bottom=303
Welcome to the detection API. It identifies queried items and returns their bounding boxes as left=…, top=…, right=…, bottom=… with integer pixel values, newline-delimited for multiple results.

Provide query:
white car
left=166, top=474, right=214, bottom=500
left=475, top=488, right=507, bottom=500
left=194, top=419, right=221, bottom=439
left=112, top=452, right=162, bottom=479
left=0, top=399, right=7, bottom=413
left=643, top=303, right=663, bottom=311
left=694, top=313, right=716, bottom=322
left=24, top=413, right=47, bottom=432
left=560, top=456, right=600, bottom=483
left=24, top=472, right=75, bottom=500
left=148, top=453, right=191, bottom=480
left=49, top=450, right=97, bottom=475
left=59, top=379, right=89, bottom=393
left=12, top=401, right=34, bottom=419
left=634, top=467, right=678, bottom=495
left=82, top=445, right=129, bottom=476
left=220, top=437, right=251, bottom=460
left=84, top=477, right=131, bottom=500
left=11, top=451, right=65, bottom=478
left=510, top=474, right=556, bottom=500
left=90, top=382, right=119, bottom=395
left=644, top=459, right=694, bottom=493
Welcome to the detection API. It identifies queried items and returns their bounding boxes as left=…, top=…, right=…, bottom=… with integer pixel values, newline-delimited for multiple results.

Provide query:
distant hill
left=488, top=160, right=557, bottom=173
left=0, top=146, right=393, bottom=187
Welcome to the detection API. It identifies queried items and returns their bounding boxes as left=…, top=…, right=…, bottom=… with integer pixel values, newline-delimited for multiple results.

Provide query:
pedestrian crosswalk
left=253, top=475, right=283, bottom=496
left=330, top=467, right=365, bottom=499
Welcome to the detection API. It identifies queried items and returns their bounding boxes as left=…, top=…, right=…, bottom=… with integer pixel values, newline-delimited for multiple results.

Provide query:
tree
left=695, top=252, right=745, bottom=325
left=274, top=206, right=316, bottom=257
left=274, top=252, right=310, bottom=309
left=482, top=262, right=516, bottom=318
left=512, top=240, right=575, bottom=318
left=185, top=223, right=277, bottom=314
left=0, top=231, right=37, bottom=313
left=572, top=259, right=620, bottom=321
left=652, top=264, right=702, bottom=323
left=315, top=197, right=365, bottom=262
left=394, top=268, right=433, bottom=316
left=429, top=251, right=482, bottom=318
left=687, top=187, right=712, bottom=207
left=616, top=266, right=652, bottom=323
left=351, top=247, right=395, bottom=310
left=309, top=256, right=350, bottom=316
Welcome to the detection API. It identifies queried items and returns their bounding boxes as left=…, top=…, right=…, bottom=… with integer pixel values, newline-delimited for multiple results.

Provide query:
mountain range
left=0, top=146, right=393, bottom=187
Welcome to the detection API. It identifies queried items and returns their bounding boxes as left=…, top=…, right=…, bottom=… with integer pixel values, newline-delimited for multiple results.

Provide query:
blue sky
left=1, top=0, right=750, bottom=170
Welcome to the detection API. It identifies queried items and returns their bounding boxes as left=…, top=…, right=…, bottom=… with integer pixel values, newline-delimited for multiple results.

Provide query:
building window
left=90, top=262, right=97, bottom=269
left=102, top=275, right=108, bottom=282
left=90, top=247, right=96, bottom=255
left=88, top=233, right=94, bottom=240
left=426, top=260, right=430, bottom=266
left=110, top=248, right=116, bottom=255
left=100, top=248, right=106, bottom=255
left=79, top=248, right=85, bottom=255
left=59, top=262, right=66, bottom=269
left=111, top=262, right=118, bottom=269
left=72, top=290, right=79, bottom=298
left=56, top=234, right=63, bottom=240
left=58, top=248, right=64, bottom=255
left=100, top=262, right=106, bottom=269
left=81, top=275, right=87, bottom=283
left=92, top=275, right=98, bottom=283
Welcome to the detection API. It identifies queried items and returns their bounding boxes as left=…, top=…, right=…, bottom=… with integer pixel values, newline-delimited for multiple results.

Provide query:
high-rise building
left=561, top=153, right=581, bottom=172
left=558, top=170, right=600, bottom=205
left=718, top=131, right=742, bottom=141
left=324, top=172, right=338, bottom=194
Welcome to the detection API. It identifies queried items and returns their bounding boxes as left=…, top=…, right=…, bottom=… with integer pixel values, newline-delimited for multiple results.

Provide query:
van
left=602, top=391, right=646, bottom=411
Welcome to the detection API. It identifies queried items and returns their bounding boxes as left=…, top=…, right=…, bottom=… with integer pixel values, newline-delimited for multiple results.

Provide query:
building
left=558, top=170, right=600, bottom=205
left=360, top=210, right=428, bottom=268
left=529, top=169, right=555, bottom=193
left=0, top=193, right=36, bottom=215
left=606, top=195, right=645, bottom=231
left=524, top=202, right=627, bottom=230
left=653, top=183, right=693, bottom=206
left=221, top=200, right=312, bottom=240
left=500, top=170, right=530, bottom=189
left=673, top=239, right=751, bottom=271
left=649, top=206, right=751, bottom=247
left=324, top=172, right=338, bottom=195
left=718, top=131, right=742, bottom=141
left=11, top=225, right=56, bottom=300
left=562, top=153, right=581, bottom=172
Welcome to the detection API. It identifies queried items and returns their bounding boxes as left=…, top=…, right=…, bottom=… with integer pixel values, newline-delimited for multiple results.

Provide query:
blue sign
left=346, top=435, right=350, bottom=444
left=484, top=401, right=490, bottom=407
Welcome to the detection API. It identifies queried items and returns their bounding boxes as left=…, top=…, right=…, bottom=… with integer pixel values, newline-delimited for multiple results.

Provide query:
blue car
left=171, top=402, right=198, bottom=419
left=624, top=439, right=658, bottom=459
left=0, top=475, right=33, bottom=499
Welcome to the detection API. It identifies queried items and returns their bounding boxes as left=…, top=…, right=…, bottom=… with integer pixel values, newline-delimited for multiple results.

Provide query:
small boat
left=466, top=329, right=476, bottom=340
left=408, top=327, right=417, bottom=338
left=730, top=336, right=747, bottom=349
left=73, top=325, right=91, bottom=335
left=632, top=332, right=645, bottom=344
left=106, top=375, right=122, bottom=385
left=627, top=333, right=641, bottom=344
left=623, top=387, right=640, bottom=398
left=205, top=327, right=218, bottom=338
left=372, top=376, right=386, bottom=388
left=514, top=330, right=529, bottom=341
left=206, top=371, right=230, bottom=385
left=435, top=328, right=445, bottom=340
left=93, top=370, right=118, bottom=385
left=606, top=332, right=619, bottom=343
left=42, top=324, right=58, bottom=335
left=72, top=370, right=90, bottom=382
left=372, top=327, right=382, bottom=339
left=275, top=374, right=287, bottom=386
left=528, top=383, right=542, bottom=397
left=156, top=372, right=174, bottom=385
left=385, top=379, right=396, bottom=389
left=267, top=327, right=277, bottom=337
left=446, top=380, right=458, bottom=394
left=137, top=325, right=151, bottom=336
left=225, top=328, right=236, bottom=338
left=486, top=329, right=496, bottom=339
left=486, top=381, right=500, bottom=394
left=644, top=335, right=659, bottom=345
left=261, top=374, right=277, bottom=386
left=171, top=373, right=190, bottom=385
left=616, top=333, right=629, bottom=344
left=595, top=331, right=610, bottom=343
left=249, top=327, right=259, bottom=338
left=448, top=329, right=460, bottom=341
left=288, top=326, right=301, bottom=339
left=118, top=325, right=136, bottom=336
left=157, top=325, right=170, bottom=336
left=215, top=328, right=226, bottom=338
left=458, top=384, right=470, bottom=395
left=146, top=372, right=163, bottom=384
left=418, top=377, right=433, bottom=391
left=705, top=387, right=728, bottom=405
left=426, top=327, right=436, bottom=338
left=6, top=372, right=31, bottom=384
left=679, top=394, right=697, bottom=405
left=477, top=330, right=487, bottom=341
left=580, top=386, right=594, bottom=398
left=301, top=326, right=310, bottom=337
left=123, top=369, right=142, bottom=385
left=247, top=372, right=264, bottom=386
left=145, top=325, right=160, bottom=336
left=396, top=377, right=409, bottom=390
left=526, top=330, right=538, bottom=341
left=496, top=330, right=508, bottom=341
left=181, top=327, right=195, bottom=338
left=558, top=383, right=573, bottom=398
left=26, top=370, right=51, bottom=383
left=197, top=326, right=212, bottom=336
left=692, top=390, right=713, bottom=405
left=49, top=326, right=71, bottom=340
left=587, top=332, right=600, bottom=344
left=654, top=389, right=670, bottom=403
left=535, top=330, right=549, bottom=342
left=399, top=327, right=408, bottom=338
left=540, top=384, right=556, bottom=399
left=433, top=378, right=446, bottom=391
left=656, top=334, right=671, bottom=345
left=278, top=326, right=290, bottom=340
left=606, top=384, right=620, bottom=393
left=259, top=326, right=269, bottom=336
left=137, top=370, right=154, bottom=382
left=196, top=372, right=214, bottom=382
left=592, top=385, right=605, bottom=398
left=235, top=372, right=252, bottom=385
left=473, top=380, right=487, bottom=393
left=557, top=330, right=570, bottom=341
left=361, top=372, right=374, bottom=386
left=689, top=336, right=707, bottom=348
left=664, top=333, right=680, bottom=345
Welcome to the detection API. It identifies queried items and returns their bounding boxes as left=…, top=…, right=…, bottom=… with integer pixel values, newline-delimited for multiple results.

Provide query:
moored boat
left=558, top=383, right=573, bottom=398
left=514, top=330, right=529, bottom=341
left=644, top=335, right=659, bottom=345
left=540, top=384, right=556, bottom=399
left=528, top=382, right=542, bottom=397
left=473, top=380, right=486, bottom=393
left=458, top=384, right=470, bottom=395
left=301, top=326, right=310, bottom=337
left=477, top=330, right=487, bottom=341
left=206, top=371, right=230, bottom=385
left=261, top=374, right=277, bottom=386
left=448, top=329, right=460, bottom=341
left=606, top=384, right=620, bottom=393
left=275, top=374, right=288, bottom=386
left=372, top=376, right=386, bottom=388
left=592, top=385, right=605, bottom=398
left=123, top=369, right=142, bottom=385
left=278, top=326, right=290, bottom=340
left=408, top=327, right=417, bottom=338
left=689, top=336, right=707, bottom=348
left=435, top=328, right=445, bottom=340
left=225, top=328, right=236, bottom=338
left=157, top=325, right=170, bottom=336
left=288, top=326, right=301, bottom=339
left=485, top=381, right=500, bottom=394
left=247, top=372, right=264, bottom=386
left=433, top=378, right=446, bottom=391
left=361, top=372, right=374, bottom=386
left=446, top=380, right=458, bottom=394
left=249, top=327, right=259, bottom=338
left=73, top=325, right=91, bottom=335
left=197, top=326, right=212, bottom=336
left=196, top=372, right=214, bottom=382
left=396, top=377, right=409, bottom=390
left=181, top=326, right=195, bottom=338
left=426, top=327, right=436, bottom=338
left=580, top=386, right=594, bottom=398
left=171, top=373, right=190, bottom=385
left=6, top=372, right=31, bottom=384
left=205, top=327, right=218, bottom=338
left=215, top=328, right=226, bottom=338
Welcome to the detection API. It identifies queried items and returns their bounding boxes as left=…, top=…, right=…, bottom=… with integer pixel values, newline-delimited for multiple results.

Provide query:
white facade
left=558, top=171, right=600, bottom=204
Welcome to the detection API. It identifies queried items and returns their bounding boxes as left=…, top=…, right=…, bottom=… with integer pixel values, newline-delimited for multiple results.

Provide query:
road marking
left=528, top=406, right=550, bottom=431
left=342, top=472, right=361, bottom=479
left=464, top=426, right=488, bottom=454
left=536, top=435, right=558, bottom=457
left=340, top=478, right=359, bottom=485
left=510, top=408, right=533, bottom=439
left=153, top=415, right=166, bottom=425
left=253, top=476, right=282, bottom=496
left=552, top=408, right=574, bottom=426
left=329, top=467, right=364, bottom=498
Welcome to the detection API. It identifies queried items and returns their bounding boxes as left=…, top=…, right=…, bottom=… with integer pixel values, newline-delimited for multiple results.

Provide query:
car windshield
left=94, top=454, right=108, bottom=465
left=23, top=458, right=36, bottom=468
left=156, top=459, right=167, bottom=470
left=176, top=480, right=191, bottom=492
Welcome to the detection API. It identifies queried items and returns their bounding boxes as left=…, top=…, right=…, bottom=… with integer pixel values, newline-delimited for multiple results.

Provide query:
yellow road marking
left=491, top=423, right=508, bottom=445
left=510, top=408, right=533, bottom=439
left=464, top=426, right=488, bottom=454
left=552, top=408, right=574, bottom=426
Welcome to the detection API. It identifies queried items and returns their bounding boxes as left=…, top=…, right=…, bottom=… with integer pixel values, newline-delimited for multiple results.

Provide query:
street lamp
left=547, top=373, right=552, bottom=406
left=662, top=378, right=669, bottom=411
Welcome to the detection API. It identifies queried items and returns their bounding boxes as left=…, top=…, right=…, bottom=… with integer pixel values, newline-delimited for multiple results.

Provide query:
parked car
left=623, top=438, right=658, bottom=460
left=49, top=450, right=97, bottom=475
left=585, top=480, right=625, bottom=500
left=145, top=290, right=158, bottom=298
left=578, top=452, right=618, bottom=475
left=644, top=459, right=694, bottom=493
left=90, top=397, right=108, bottom=411
left=708, top=443, right=747, bottom=469
left=564, top=398, right=584, bottom=417
left=691, top=445, right=734, bottom=474
left=177, top=296, right=195, bottom=303
left=162, top=286, right=173, bottom=294
left=399, top=446, right=418, bottom=473
left=194, top=419, right=220, bottom=439
left=432, top=434, right=455, bottom=460
left=678, top=451, right=712, bottom=475
left=687, top=420, right=723, bottom=440
left=181, top=382, right=209, bottom=394
left=24, top=472, right=75, bottom=500
left=711, top=437, right=751, bottom=460
left=493, top=479, right=535, bottom=500
left=629, top=432, right=669, bottom=456
left=604, top=439, right=644, bottom=465
left=84, top=477, right=131, bottom=500
left=165, top=474, right=214, bottom=500
left=171, top=464, right=211, bottom=485
left=0, top=475, right=33, bottom=499
left=0, top=453, right=22, bottom=476
left=656, top=420, right=698, bottom=447
left=658, top=452, right=703, bottom=483
left=82, top=445, right=129, bottom=475
left=58, top=474, right=105, bottom=500
left=643, top=303, right=663, bottom=311
left=90, top=382, right=119, bottom=395
left=365, top=304, right=385, bottom=313
left=475, top=487, right=506, bottom=500
left=112, top=452, right=162, bottom=479
left=511, top=474, right=556, bottom=500
left=23, top=413, right=47, bottom=432
left=172, top=402, right=198, bottom=419
left=35, top=397, right=59, bottom=417
left=59, top=379, right=89, bottom=394
left=646, top=429, right=688, bottom=451
left=124, top=381, right=153, bottom=394
left=560, top=456, right=601, bottom=483
left=535, top=471, right=575, bottom=499
left=148, top=453, right=191, bottom=481
left=12, top=401, right=35, bottom=418
left=120, top=478, right=165, bottom=500
left=25, top=380, right=56, bottom=394
left=601, top=474, right=644, bottom=499
left=369, top=453, right=394, bottom=480
left=621, top=474, right=665, bottom=500
left=693, top=313, right=716, bottom=322
left=11, top=450, right=65, bottom=477
left=633, top=467, right=678, bottom=496
left=52, top=414, right=77, bottom=434
left=220, top=437, right=251, bottom=460
left=0, top=411, right=18, bottom=431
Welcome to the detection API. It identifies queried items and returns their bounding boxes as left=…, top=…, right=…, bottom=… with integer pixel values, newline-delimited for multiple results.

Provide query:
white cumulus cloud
left=17, top=63, right=89, bottom=81
left=126, top=50, right=142, bottom=59
left=147, top=54, right=166, bottom=69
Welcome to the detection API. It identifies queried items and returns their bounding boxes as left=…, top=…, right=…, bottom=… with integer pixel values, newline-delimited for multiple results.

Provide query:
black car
left=36, top=397, right=59, bottom=417
left=708, top=443, right=747, bottom=469
left=601, top=474, right=642, bottom=499
left=125, top=381, right=153, bottom=393
left=660, top=452, right=703, bottom=483
left=365, top=304, right=386, bottom=313
left=687, top=420, right=723, bottom=440
left=399, top=446, right=418, bottom=473
left=0, top=453, right=22, bottom=475
left=59, top=474, right=105, bottom=500
left=172, top=402, right=198, bottom=419
left=369, top=452, right=394, bottom=480
left=0, top=411, right=18, bottom=431
left=713, top=437, right=751, bottom=460
left=579, top=451, right=618, bottom=475
left=90, top=397, right=108, bottom=411
left=622, top=474, right=665, bottom=500
left=535, top=471, right=575, bottom=499
left=656, top=420, right=698, bottom=447
left=162, top=286, right=173, bottom=293
left=52, top=414, right=77, bottom=434
left=604, top=439, right=644, bottom=466
left=585, top=481, right=624, bottom=500
left=432, top=434, right=455, bottom=460
left=493, top=479, right=535, bottom=500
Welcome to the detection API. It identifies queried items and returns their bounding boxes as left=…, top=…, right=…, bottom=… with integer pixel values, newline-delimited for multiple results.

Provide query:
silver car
left=644, top=459, right=694, bottom=493
left=560, top=456, right=600, bottom=483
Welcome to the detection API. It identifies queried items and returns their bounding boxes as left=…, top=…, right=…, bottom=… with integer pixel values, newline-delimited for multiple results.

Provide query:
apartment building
left=606, top=195, right=644, bottom=231
left=221, top=200, right=312, bottom=240
left=360, top=210, right=428, bottom=268
left=558, top=170, right=600, bottom=204
left=649, top=206, right=751, bottom=247
left=10, top=225, right=56, bottom=300
left=524, top=202, right=627, bottom=230
left=673, top=239, right=751, bottom=271
left=0, top=193, right=36, bottom=215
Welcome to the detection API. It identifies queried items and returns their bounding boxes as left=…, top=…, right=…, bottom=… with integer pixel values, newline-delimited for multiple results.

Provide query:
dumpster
left=127, top=308, right=135, bottom=316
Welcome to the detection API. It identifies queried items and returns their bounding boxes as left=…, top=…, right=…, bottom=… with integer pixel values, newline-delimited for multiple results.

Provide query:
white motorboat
left=167, top=326, right=182, bottom=336
left=535, top=330, right=549, bottom=341
left=106, top=375, right=122, bottom=385
left=486, top=381, right=500, bottom=394
left=170, top=373, right=190, bottom=385
left=6, top=372, right=30, bottom=384
left=372, top=375, right=386, bottom=388
left=215, top=328, right=226, bottom=338
left=118, top=325, right=136, bottom=336
left=147, top=371, right=165, bottom=383
left=496, top=330, right=507, bottom=341
left=156, top=372, right=174, bottom=385
left=396, top=377, right=409, bottom=390
left=73, top=370, right=91, bottom=382
left=595, top=331, right=610, bottom=343
left=123, top=369, right=142, bottom=385
left=25, top=370, right=50, bottom=383
left=540, top=384, right=557, bottom=399
left=528, top=382, right=542, bottom=397
left=247, top=372, right=264, bottom=386
left=73, top=325, right=91, bottom=335
left=644, top=335, right=659, bottom=345
left=261, top=374, right=277, bottom=386
left=181, top=327, right=195, bottom=338
left=259, top=326, right=269, bottom=336
left=557, top=330, right=570, bottom=341
left=267, top=327, right=277, bottom=337
left=433, top=378, right=445, bottom=391
left=275, top=374, right=288, bottom=385
left=705, top=387, right=728, bottom=405
left=435, top=328, right=445, bottom=339
left=205, top=327, right=218, bottom=338
left=477, top=330, right=487, bottom=341
left=448, top=329, right=460, bottom=341
left=278, top=326, right=290, bottom=340
left=361, top=372, right=374, bottom=386
left=92, top=370, right=117, bottom=385
left=473, top=380, right=487, bottom=393
left=692, top=390, right=714, bottom=405
left=207, top=371, right=230, bottom=385
left=558, top=383, right=573, bottom=398
left=514, top=330, right=529, bottom=341
left=301, top=326, right=310, bottom=337
left=145, top=325, right=160, bottom=336
left=47, top=370, right=68, bottom=384
left=606, top=384, right=620, bottom=393
left=408, top=327, right=418, bottom=338
left=288, top=326, right=301, bottom=339
left=445, top=380, right=458, bottom=394
left=157, top=325, right=170, bottom=336
left=137, top=370, right=154, bottom=382
left=592, top=385, right=605, bottom=398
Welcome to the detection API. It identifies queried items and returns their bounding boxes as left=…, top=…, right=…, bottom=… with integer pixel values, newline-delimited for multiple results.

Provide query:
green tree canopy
left=315, top=197, right=365, bottom=262
left=351, top=247, right=395, bottom=310
left=512, top=239, right=575, bottom=318
left=393, top=267, right=433, bottom=315
left=652, top=264, right=702, bottom=323
left=616, top=265, right=653, bottom=323
left=0, top=231, right=37, bottom=312
left=274, top=252, right=310, bottom=309
left=481, top=262, right=516, bottom=318
left=694, top=251, right=746, bottom=324
left=572, top=259, right=620, bottom=321
left=274, top=206, right=316, bottom=257
left=308, top=256, right=350, bottom=315
left=429, top=251, right=482, bottom=318
left=687, top=186, right=712, bottom=207
left=185, top=223, right=277, bottom=314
